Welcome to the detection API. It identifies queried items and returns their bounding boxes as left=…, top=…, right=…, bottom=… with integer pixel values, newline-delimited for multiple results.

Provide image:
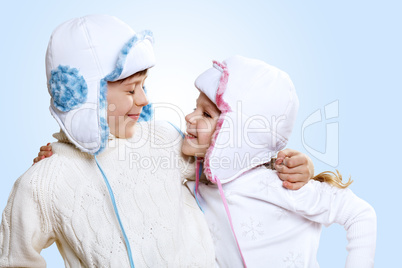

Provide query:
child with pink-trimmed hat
left=183, top=55, right=376, bottom=267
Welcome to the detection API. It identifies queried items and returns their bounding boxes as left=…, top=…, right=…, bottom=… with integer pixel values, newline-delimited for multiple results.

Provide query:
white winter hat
left=46, top=14, right=155, bottom=155
left=195, top=55, right=299, bottom=183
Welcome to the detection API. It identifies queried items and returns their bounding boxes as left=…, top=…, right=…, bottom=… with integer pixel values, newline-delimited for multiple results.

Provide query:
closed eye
left=203, top=112, right=211, bottom=118
left=128, top=90, right=135, bottom=94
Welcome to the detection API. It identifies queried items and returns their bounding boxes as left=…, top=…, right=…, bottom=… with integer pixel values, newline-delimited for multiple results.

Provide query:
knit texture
left=0, top=121, right=215, bottom=267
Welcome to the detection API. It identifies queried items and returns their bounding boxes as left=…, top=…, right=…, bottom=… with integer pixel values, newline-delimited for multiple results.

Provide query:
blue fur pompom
left=50, top=65, right=88, bottom=112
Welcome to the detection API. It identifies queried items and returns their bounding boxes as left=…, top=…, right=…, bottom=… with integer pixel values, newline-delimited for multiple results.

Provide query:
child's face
left=106, top=71, right=148, bottom=138
left=182, top=92, right=221, bottom=157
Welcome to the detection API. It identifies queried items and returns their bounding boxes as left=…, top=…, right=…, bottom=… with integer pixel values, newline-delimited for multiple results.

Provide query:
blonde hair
left=312, top=170, right=353, bottom=189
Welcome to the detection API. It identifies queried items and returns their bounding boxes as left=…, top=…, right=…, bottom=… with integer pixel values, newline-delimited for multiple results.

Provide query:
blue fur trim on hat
left=95, top=115, right=109, bottom=156
left=104, top=30, right=154, bottom=82
left=49, top=65, right=88, bottom=112
left=139, top=86, right=153, bottom=122
left=99, top=79, right=107, bottom=110
left=95, top=30, right=153, bottom=154
left=103, top=30, right=154, bottom=122
left=95, top=79, right=110, bottom=155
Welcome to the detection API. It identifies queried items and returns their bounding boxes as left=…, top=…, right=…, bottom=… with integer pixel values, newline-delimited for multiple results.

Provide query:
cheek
left=107, top=95, right=133, bottom=118
left=197, top=121, right=215, bottom=145
left=197, top=119, right=212, bottom=131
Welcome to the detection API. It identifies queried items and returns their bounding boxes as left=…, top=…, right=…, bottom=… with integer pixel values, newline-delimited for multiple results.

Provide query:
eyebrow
left=121, top=75, right=148, bottom=85
left=202, top=101, right=220, bottom=115
left=207, top=106, right=220, bottom=115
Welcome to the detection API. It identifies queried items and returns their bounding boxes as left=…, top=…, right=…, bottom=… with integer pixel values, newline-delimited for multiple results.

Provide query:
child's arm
left=265, top=178, right=376, bottom=267
left=295, top=182, right=376, bottom=267
left=33, top=145, right=315, bottom=191
left=275, top=149, right=314, bottom=190
left=0, top=173, right=56, bottom=266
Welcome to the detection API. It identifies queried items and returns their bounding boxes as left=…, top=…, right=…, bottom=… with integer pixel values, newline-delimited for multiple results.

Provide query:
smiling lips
left=186, top=132, right=197, bottom=139
left=128, top=113, right=141, bottom=120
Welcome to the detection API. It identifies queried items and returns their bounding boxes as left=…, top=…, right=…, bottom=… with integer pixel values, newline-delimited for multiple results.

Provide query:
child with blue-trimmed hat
left=0, top=15, right=216, bottom=267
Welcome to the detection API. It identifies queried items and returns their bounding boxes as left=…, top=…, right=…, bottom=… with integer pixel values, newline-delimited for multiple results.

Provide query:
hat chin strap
left=215, top=178, right=248, bottom=267
left=195, top=157, right=248, bottom=268
left=194, top=157, right=204, bottom=213
left=94, top=155, right=135, bottom=268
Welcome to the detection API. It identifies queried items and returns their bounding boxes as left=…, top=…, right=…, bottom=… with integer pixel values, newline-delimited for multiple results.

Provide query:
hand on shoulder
left=275, top=148, right=314, bottom=190
left=33, top=143, right=53, bottom=165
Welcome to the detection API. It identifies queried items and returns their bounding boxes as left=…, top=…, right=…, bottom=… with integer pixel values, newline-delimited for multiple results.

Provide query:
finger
left=40, top=145, right=52, bottom=152
left=275, top=157, right=284, bottom=166
left=275, top=164, right=307, bottom=175
left=277, top=173, right=306, bottom=183
left=277, top=148, right=299, bottom=159
left=282, top=155, right=307, bottom=168
left=33, top=155, right=44, bottom=164
left=38, top=151, right=53, bottom=158
left=283, top=181, right=307, bottom=190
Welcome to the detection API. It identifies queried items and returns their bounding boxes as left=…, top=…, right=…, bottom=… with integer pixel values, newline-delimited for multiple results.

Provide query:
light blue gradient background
left=0, top=0, right=400, bottom=266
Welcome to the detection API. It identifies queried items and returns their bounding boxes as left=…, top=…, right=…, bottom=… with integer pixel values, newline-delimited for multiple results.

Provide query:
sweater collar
left=53, top=130, right=116, bottom=144
left=52, top=130, right=117, bottom=158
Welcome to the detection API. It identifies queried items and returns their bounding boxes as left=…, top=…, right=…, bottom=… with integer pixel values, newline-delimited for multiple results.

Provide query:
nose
left=185, top=111, right=196, bottom=125
left=134, top=86, right=149, bottom=107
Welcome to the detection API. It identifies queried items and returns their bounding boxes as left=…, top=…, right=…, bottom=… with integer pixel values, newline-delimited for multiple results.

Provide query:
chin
left=111, top=124, right=136, bottom=139
left=181, top=142, right=197, bottom=156
left=121, top=119, right=137, bottom=138
left=181, top=145, right=194, bottom=156
left=123, top=126, right=136, bottom=139
left=181, top=142, right=207, bottom=157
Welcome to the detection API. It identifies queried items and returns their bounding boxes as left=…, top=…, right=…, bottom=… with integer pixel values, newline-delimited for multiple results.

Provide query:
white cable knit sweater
left=0, top=121, right=215, bottom=268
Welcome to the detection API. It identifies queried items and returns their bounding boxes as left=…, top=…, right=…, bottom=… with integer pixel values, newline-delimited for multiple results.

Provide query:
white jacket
left=191, top=56, right=376, bottom=267
left=192, top=166, right=376, bottom=267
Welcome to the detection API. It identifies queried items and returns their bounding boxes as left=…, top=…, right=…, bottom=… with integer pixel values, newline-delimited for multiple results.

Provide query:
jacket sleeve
left=282, top=179, right=377, bottom=268
left=0, top=171, right=56, bottom=267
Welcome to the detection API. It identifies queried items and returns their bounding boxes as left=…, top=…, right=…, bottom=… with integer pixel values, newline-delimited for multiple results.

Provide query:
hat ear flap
left=49, top=65, right=88, bottom=112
